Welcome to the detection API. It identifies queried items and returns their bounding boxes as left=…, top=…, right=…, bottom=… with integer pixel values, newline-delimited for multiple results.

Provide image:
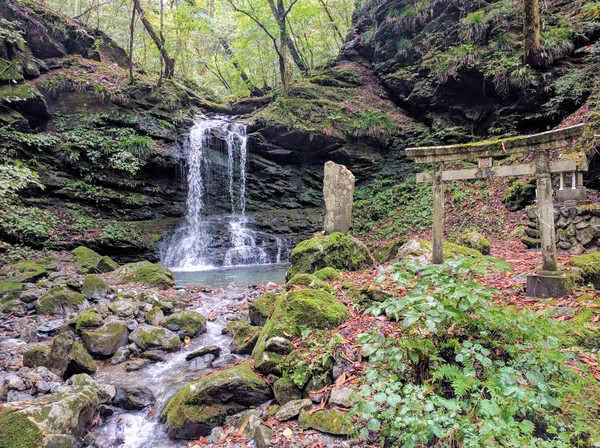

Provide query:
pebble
left=7, top=390, right=34, bottom=402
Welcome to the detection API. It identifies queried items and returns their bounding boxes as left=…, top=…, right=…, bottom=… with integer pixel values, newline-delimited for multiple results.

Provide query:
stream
left=89, top=266, right=288, bottom=448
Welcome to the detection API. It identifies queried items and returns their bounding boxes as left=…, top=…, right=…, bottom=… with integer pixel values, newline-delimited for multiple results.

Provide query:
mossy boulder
left=373, top=237, right=408, bottom=264
left=2, top=374, right=103, bottom=445
left=129, top=325, right=181, bottom=352
left=35, top=286, right=86, bottom=316
left=161, top=361, right=273, bottom=439
left=456, top=232, right=491, bottom=255
left=313, top=267, right=341, bottom=281
left=115, top=261, right=175, bottom=288
left=164, top=311, right=207, bottom=338
left=0, top=299, right=27, bottom=315
left=252, top=289, right=348, bottom=375
left=298, top=409, right=354, bottom=435
left=25, top=332, right=97, bottom=378
left=76, top=309, right=103, bottom=332
left=273, top=376, right=302, bottom=405
left=81, top=274, right=110, bottom=301
left=146, top=305, right=165, bottom=325
left=5, top=260, right=51, bottom=283
left=503, top=178, right=536, bottom=212
left=81, top=321, right=130, bottom=357
left=286, top=274, right=334, bottom=294
left=567, top=252, right=600, bottom=289
left=108, top=299, right=139, bottom=319
left=248, top=292, right=277, bottom=326
left=347, top=286, right=393, bottom=306
left=22, top=344, right=51, bottom=369
left=230, top=325, right=260, bottom=354
left=0, top=282, right=25, bottom=301
left=72, top=246, right=118, bottom=274
left=287, top=232, right=374, bottom=280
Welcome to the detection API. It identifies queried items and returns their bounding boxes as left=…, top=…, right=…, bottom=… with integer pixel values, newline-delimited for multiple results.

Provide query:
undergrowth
left=352, top=258, right=599, bottom=447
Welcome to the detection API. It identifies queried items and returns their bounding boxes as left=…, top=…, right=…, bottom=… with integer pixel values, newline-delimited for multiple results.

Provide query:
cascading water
left=160, top=116, right=287, bottom=270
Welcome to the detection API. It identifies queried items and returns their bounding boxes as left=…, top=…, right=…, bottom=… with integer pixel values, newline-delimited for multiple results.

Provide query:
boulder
left=186, top=345, right=221, bottom=361
left=323, top=161, right=355, bottom=234
left=298, top=409, right=353, bottom=435
left=115, top=261, right=175, bottom=288
left=161, top=361, right=273, bottom=439
left=230, top=325, right=260, bottom=354
left=273, top=376, right=302, bottom=405
left=25, top=332, right=96, bottom=378
left=275, top=398, right=312, bottom=422
left=0, top=374, right=104, bottom=447
left=81, top=274, right=110, bottom=300
left=35, top=286, right=86, bottom=316
left=567, top=252, right=600, bottom=289
left=81, top=321, right=130, bottom=357
left=164, top=311, right=207, bottom=338
left=329, top=386, right=355, bottom=408
left=75, top=309, right=103, bottom=332
left=313, top=267, right=341, bottom=280
left=456, top=232, right=491, bottom=255
left=108, top=299, right=139, bottom=319
left=252, top=289, right=348, bottom=375
left=129, top=325, right=181, bottom=352
left=286, top=273, right=334, bottom=294
left=287, top=232, right=374, bottom=280
left=113, top=384, right=155, bottom=410
left=146, top=306, right=165, bottom=325
left=72, top=246, right=118, bottom=274
left=248, top=292, right=277, bottom=326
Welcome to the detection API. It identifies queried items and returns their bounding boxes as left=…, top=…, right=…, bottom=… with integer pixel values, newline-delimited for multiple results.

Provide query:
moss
left=249, top=292, right=277, bottom=326
left=0, top=282, right=24, bottom=299
left=72, top=246, right=102, bottom=274
left=76, top=309, right=102, bottom=332
left=286, top=274, right=334, bottom=294
left=231, top=325, right=260, bottom=355
left=36, top=286, right=86, bottom=316
left=69, top=341, right=97, bottom=373
left=348, top=286, right=394, bottom=306
left=567, top=252, right=600, bottom=288
left=164, top=311, right=206, bottom=338
left=23, top=345, right=50, bottom=368
left=522, top=236, right=541, bottom=248
left=503, top=177, right=536, bottom=212
left=287, top=232, right=374, bottom=279
left=373, top=238, right=409, bottom=264
left=0, top=299, right=26, bottom=314
left=6, top=261, right=48, bottom=283
left=115, top=262, right=174, bottom=288
left=0, top=411, right=43, bottom=448
left=0, top=83, right=41, bottom=102
left=298, top=409, right=353, bottom=435
left=146, top=306, right=164, bottom=325
left=130, top=325, right=181, bottom=351
left=81, top=274, right=109, bottom=300
left=313, top=267, right=341, bottom=281
left=456, top=232, right=491, bottom=255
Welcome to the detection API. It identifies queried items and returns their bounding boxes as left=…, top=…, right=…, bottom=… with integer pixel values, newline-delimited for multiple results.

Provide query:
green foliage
left=352, top=258, right=599, bottom=447
left=0, top=128, right=60, bottom=151
left=0, top=163, right=44, bottom=199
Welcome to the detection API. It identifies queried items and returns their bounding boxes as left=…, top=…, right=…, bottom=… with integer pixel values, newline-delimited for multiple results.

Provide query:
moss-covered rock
left=287, top=232, right=374, bottom=280
left=286, top=274, right=335, bottom=294
left=81, top=274, right=110, bottom=301
left=230, top=325, right=260, bottom=354
left=0, top=410, right=43, bottom=448
left=273, top=376, right=302, bottom=405
left=72, top=246, right=118, bottom=274
left=373, top=237, right=408, bottom=264
left=161, top=361, right=273, bottom=439
left=456, top=232, right=491, bottom=255
left=313, top=267, right=341, bottom=281
left=0, top=299, right=27, bottom=315
left=35, top=286, right=86, bottom=316
left=146, top=306, right=165, bottom=325
left=248, top=292, right=277, bottom=326
left=76, top=309, right=103, bottom=332
left=25, top=332, right=97, bottom=378
left=115, top=261, right=174, bottom=288
left=164, top=311, right=206, bottom=339
left=567, top=252, right=600, bottom=289
left=81, top=321, right=129, bottom=357
left=0, top=282, right=25, bottom=301
left=298, top=409, right=353, bottom=435
left=347, top=285, right=393, bottom=306
left=503, top=178, right=536, bottom=212
left=5, top=260, right=51, bottom=283
left=252, top=289, right=348, bottom=375
left=129, top=325, right=181, bottom=352
left=108, top=299, right=139, bottom=319
left=22, top=344, right=50, bottom=369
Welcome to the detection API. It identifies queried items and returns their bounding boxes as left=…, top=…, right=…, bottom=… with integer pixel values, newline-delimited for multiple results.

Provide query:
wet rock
left=81, top=274, right=111, bottom=300
left=115, top=261, right=175, bottom=289
left=254, top=424, right=273, bottom=448
left=298, top=409, right=353, bottom=435
left=275, top=398, right=312, bottom=421
left=189, top=354, right=216, bottom=370
left=110, top=346, right=130, bottom=365
left=161, top=361, right=273, bottom=439
left=113, top=384, right=155, bottom=410
left=186, top=345, right=222, bottom=361
left=329, top=387, right=354, bottom=408
left=141, top=349, right=167, bottom=362
left=230, top=325, right=260, bottom=354
left=124, top=359, right=151, bottom=371
left=164, top=310, right=207, bottom=339
left=265, top=336, right=294, bottom=355
left=273, top=377, right=302, bottom=405
left=35, top=286, right=86, bottom=316
left=81, top=321, right=130, bottom=357
left=129, top=325, right=181, bottom=352
left=211, top=354, right=238, bottom=369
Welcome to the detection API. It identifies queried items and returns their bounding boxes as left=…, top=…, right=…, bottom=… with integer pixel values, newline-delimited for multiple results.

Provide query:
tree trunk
left=220, top=39, right=264, bottom=96
left=266, top=0, right=308, bottom=75
left=523, top=0, right=543, bottom=67
left=129, top=0, right=136, bottom=84
left=133, top=0, right=175, bottom=78
left=317, top=0, right=344, bottom=44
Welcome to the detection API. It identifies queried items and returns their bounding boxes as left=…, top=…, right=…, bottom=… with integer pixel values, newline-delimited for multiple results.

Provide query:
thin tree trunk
left=129, top=0, right=136, bottom=83
left=317, top=0, right=344, bottom=44
left=133, top=0, right=175, bottom=79
left=523, top=0, right=543, bottom=67
left=220, top=39, right=263, bottom=96
left=266, top=0, right=308, bottom=75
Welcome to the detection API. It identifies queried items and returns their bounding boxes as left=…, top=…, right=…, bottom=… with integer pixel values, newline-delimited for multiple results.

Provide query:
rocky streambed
left=0, top=233, right=375, bottom=448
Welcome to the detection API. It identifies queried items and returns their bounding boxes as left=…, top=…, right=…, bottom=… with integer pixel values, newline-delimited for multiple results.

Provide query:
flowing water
left=160, top=116, right=288, bottom=270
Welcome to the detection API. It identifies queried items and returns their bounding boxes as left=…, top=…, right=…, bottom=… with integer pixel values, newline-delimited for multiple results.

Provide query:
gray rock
left=81, top=321, right=130, bottom=357
left=7, top=390, right=34, bottom=401
left=37, top=319, right=65, bottom=335
left=129, top=325, right=181, bottom=352
left=141, top=349, right=167, bottom=362
left=110, top=346, right=131, bottom=364
left=329, top=387, right=355, bottom=408
left=273, top=377, right=302, bottom=405
left=275, top=398, right=312, bottom=421
left=323, top=161, right=355, bottom=234
left=189, top=354, right=217, bottom=370
left=186, top=345, right=222, bottom=361
left=35, top=379, right=51, bottom=393
left=113, top=384, right=155, bottom=410
left=265, top=336, right=294, bottom=355
left=254, top=424, right=273, bottom=448
left=125, top=359, right=151, bottom=371
left=108, top=300, right=139, bottom=319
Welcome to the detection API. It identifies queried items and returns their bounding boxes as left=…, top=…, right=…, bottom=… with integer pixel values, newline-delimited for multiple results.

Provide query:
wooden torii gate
left=406, top=124, right=588, bottom=297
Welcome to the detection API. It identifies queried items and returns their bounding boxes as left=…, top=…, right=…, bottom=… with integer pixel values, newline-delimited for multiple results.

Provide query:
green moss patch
left=248, top=292, right=277, bottom=327
left=115, top=261, right=174, bottom=288
left=81, top=274, right=110, bottom=300
left=286, top=274, right=334, bottom=294
left=164, top=311, right=207, bottom=338
left=0, top=411, right=43, bottom=448
left=36, top=286, right=86, bottom=316
left=568, top=252, right=600, bottom=289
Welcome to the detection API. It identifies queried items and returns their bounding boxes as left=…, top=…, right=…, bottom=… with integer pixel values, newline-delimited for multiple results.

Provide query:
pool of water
left=173, top=264, right=289, bottom=288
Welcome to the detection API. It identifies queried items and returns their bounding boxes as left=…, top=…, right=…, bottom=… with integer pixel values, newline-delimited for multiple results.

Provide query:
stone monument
left=323, top=161, right=355, bottom=234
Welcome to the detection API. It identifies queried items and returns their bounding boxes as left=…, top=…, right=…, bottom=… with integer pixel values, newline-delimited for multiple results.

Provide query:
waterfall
left=160, top=116, right=287, bottom=270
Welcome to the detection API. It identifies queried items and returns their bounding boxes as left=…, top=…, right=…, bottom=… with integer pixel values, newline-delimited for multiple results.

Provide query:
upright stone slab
left=323, top=161, right=355, bottom=234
